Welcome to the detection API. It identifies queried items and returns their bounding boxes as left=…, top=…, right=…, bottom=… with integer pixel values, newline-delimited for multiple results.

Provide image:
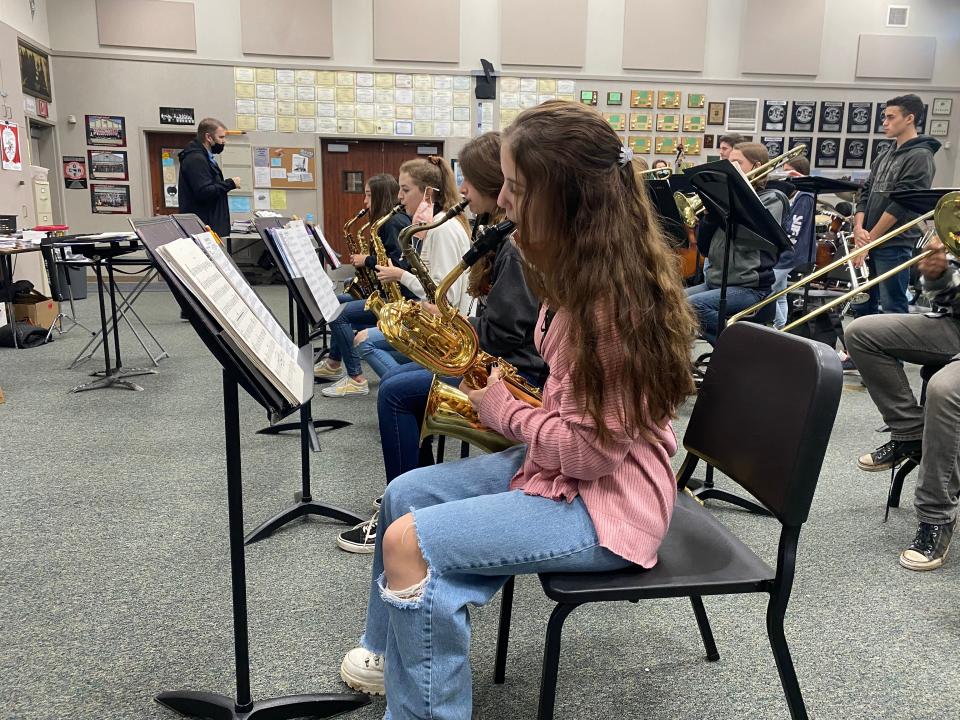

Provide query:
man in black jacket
left=177, top=118, right=240, bottom=238
left=852, top=94, right=940, bottom=318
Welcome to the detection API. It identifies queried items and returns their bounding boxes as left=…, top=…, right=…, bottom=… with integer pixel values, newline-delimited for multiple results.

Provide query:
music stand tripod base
left=71, top=367, right=158, bottom=393
left=156, top=689, right=368, bottom=720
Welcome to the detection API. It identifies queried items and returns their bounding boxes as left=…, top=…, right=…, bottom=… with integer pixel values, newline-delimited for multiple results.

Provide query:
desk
left=53, top=235, right=160, bottom=392
left=0, top=244, right=46, bottom=349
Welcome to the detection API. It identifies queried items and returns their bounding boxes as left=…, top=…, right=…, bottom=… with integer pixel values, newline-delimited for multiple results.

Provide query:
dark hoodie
left=177, top=140, right=236, bottom=237
left=855, top=135, right=941, bottom=247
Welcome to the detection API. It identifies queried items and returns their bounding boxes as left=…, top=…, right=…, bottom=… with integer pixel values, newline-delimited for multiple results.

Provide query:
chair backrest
left=683, top=323, right=842, bottom=525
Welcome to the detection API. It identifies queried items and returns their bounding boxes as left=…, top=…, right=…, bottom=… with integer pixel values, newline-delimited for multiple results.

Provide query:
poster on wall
left=762, top=100, right=788, bottom=131
left=815, top=137, right=840, bottom=168
left=874, top=103, right=887, bottom=134
left=762, top=136, right=785, bottom=158
left=790, top=101, right=816, bottom=132
left=90, top=183, right=131, bottom=214
left=847, top=102, right=872, bottom=133
left=88, top=149, right=129, bottom=180
left=159, top=107, right=196, bottom=125
left=18, top=39, right=52, bottom=102
left=85, top=115, right=127, bottom=147
left=842, top=138, right=868, bottom=169
left=789, top=137, right=813, bottom=156
left=818, top=102, right=844, bottom=133
left=62, top=155, right=88, bottom=189
left=871, top=138, right=896, bottom=166
left=1, top=121, right=23, bottom=171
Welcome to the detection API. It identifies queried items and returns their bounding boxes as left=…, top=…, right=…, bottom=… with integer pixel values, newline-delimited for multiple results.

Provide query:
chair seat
left=540, top=493, right=774, bottom=603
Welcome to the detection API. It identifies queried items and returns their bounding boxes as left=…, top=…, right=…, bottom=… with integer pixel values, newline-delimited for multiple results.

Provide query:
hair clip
left=618, top=145, right=635, bottom=167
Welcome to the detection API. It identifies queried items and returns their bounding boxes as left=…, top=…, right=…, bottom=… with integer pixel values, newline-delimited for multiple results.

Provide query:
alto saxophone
left=363, top=203, right=406, bottom=317
left=397, top=197, right=470, bottom=302
left=343, top=207, right=379, bottom=299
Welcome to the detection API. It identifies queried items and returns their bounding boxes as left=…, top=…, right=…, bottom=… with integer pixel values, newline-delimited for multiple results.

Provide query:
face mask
left=210, top=142, right=225, bottom=155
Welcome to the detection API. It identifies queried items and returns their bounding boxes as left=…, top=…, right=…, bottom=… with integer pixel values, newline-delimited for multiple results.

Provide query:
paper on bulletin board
left=254, top=189, right=270, bottom=209
left=277, top=117, right=296, bottom=133
left=228, top=195, right=252, bottom=213
left=269, top=190, right=287, bottom=210
left=254, top=167, right=271, bottom=187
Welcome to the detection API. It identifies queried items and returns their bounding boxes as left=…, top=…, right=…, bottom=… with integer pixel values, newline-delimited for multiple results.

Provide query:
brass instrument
left=674, top=144, right=807, bottom=228
left=363, top=203, right=405, bottom=316
left=343, top=208, right=378, bottom=299
left=729, top=191, right=960, bottom=331
left=639, top=167, right=673, bottom=180
left=421, top=376, right=518, bottom=453
left=396, top=197, right=471, bottom=302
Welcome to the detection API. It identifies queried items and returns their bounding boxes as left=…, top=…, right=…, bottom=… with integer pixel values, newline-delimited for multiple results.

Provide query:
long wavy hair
left=459, top=132, right=507, bottom=296
left=503, top=100, right=696, bottom=442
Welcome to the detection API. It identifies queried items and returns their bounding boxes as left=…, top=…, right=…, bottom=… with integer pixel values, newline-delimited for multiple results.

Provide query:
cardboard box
left=13, top=290, right=59, bottom=329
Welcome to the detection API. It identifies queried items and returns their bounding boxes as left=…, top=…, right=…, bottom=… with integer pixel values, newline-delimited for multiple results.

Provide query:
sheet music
left=157, top=238, right=308, bottom=405
left=191, top=231, right=297, bottom=357
left=310, top=224, right=341, bottom=269
left=273, top=220, right=343, bottom=322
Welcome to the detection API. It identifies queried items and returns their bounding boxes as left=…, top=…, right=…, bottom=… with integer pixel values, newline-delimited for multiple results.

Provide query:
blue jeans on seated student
left=686, top=283, right=768, bottom=345
left=359, top=445, right=633, bottom=720
left=356, top=327, right=412, bottom=378
left=328, top=293, right=377, bottom=377
left=851, top=245, right=912, bottom=317
left=771, top=267, right=791, bottom=329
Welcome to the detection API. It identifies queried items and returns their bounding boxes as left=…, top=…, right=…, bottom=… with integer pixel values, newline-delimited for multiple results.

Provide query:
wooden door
left=145, top=131, right=194, bottom=216
left=320, top=139, right=443, bottom=254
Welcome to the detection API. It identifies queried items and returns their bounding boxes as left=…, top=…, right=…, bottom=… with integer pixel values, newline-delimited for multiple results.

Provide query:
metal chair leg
left=494, top=576, right=516, bottom=684
left=537, top=603, right=578, bottom=720
left=766, top=600, right=808, bottom=720
left=690, top=596, right=720, bottom=661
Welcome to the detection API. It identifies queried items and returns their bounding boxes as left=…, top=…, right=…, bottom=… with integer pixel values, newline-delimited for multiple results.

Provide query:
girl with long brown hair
left=338, top=101, right=697, bottom=716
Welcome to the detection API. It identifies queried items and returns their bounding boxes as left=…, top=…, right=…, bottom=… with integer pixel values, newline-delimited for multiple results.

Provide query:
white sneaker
left=320, top=375, right=369, bottom=397
left=340, top=647, right=385, bottom=696
left=314, top=359, right=346, bottom=379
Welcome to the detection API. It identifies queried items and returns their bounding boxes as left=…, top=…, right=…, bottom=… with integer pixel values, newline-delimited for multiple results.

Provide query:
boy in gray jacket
left=852, top=94, right=941, bottom=318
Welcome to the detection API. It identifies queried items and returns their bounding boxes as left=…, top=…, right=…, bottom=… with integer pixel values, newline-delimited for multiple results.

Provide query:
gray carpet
left=1, top=285, right=958, bottom=720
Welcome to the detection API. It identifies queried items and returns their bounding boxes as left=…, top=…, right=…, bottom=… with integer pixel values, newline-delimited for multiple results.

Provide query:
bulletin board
left=252, top=146, right=317, bottom=189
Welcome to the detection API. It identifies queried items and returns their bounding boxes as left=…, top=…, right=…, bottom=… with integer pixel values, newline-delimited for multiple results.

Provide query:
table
left=0, top=244, right=47, bottom=349
left=52, top=235, right=160, bottom=392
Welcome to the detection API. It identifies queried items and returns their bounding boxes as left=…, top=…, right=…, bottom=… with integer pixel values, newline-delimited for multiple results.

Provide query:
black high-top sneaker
left=899, top=520, right=955, bottom=571
left=857, top=439, right=922, bottom=472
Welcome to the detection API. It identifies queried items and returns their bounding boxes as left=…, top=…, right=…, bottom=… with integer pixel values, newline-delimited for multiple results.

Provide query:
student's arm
left=184, top=154, right=234, bottom=202
left=470, top=247, right=538, bottom=358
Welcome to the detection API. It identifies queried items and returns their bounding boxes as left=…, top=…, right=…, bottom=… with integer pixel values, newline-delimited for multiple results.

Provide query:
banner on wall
left=1, top=121, right=22, bottom=171
left=62, top=155, right=88, bottom=189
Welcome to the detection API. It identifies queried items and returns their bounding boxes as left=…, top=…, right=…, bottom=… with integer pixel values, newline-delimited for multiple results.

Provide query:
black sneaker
left=372, top=494, right=383, bottom=510
left=337, top=513, right=378, bottom=554
left=857, top=439, right=921, bottom=472
left=899, top=520, right=955, bottom=571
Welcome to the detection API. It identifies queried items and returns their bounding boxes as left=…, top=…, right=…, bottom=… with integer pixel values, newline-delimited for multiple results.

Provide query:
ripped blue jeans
left=359, top=444, right=632, bottom=720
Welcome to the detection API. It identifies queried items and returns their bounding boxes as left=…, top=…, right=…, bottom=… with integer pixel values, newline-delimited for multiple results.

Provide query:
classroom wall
left=0, top=0, right=50, bottom=48
left=45, top=0, right=960, bottom=233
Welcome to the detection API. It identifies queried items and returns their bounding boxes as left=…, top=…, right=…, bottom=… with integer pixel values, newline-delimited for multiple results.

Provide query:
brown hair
left=196, top=117, right=226, bottom=143
left=718, top=133, right=745, bottom=148
left=784, top=155, right=810, bottom=175
left=399, top=157, right=469, bottom=233
left=460, top=132, right=507, bottom=296
left=733, top=141, right=770, bottom=189
left=367, top=173, right=399, bottom=221
left=503, top=100, right=697, bottom=442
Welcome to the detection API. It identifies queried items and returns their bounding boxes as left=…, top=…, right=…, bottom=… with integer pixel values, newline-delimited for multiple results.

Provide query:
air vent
left=726, top=98, right=759, bottom=133
left=887, top=5, right=909, bottom=27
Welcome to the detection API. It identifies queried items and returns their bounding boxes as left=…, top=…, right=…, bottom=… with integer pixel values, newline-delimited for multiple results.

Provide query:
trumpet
left=673, top=144, right=807, bottom=228
left=729, top=191, right=960, bottom=331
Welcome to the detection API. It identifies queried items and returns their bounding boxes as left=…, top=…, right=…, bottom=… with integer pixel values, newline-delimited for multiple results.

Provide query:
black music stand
left=133, top=216, right=368, bottom=720
left=890, top=188, right=957, bottom=215
left=684, top=161, right=790, bottom=515
left=252, top=217, right=351, bottom=444
left=244, top=220, right=363, bottom=544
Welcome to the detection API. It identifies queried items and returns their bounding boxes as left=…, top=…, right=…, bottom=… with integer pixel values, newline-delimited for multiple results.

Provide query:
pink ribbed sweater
left=478, top=307, right=677, bottom=568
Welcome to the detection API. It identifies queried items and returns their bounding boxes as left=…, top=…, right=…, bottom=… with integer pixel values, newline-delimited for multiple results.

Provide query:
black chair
left=884, top=361, right=948, bottom=520
left=493, top=322, right=843, bottom=720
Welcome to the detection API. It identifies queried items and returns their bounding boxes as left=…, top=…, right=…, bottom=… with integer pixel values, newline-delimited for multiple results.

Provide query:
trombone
left=674, top=144, right=807, bottom=228
left=728, top=191, right=960, bottom=331
left=639, top=166, right=673, bottom=180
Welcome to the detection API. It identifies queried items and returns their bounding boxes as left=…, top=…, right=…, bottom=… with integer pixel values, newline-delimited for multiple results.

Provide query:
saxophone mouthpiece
left=446, top=197, right=470, bottom=218
left=358, top=208, right=369, bottom=217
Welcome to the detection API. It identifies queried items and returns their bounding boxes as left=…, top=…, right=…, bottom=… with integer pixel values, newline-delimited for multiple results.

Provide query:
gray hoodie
left=855, top=135, right=941, bottom=247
